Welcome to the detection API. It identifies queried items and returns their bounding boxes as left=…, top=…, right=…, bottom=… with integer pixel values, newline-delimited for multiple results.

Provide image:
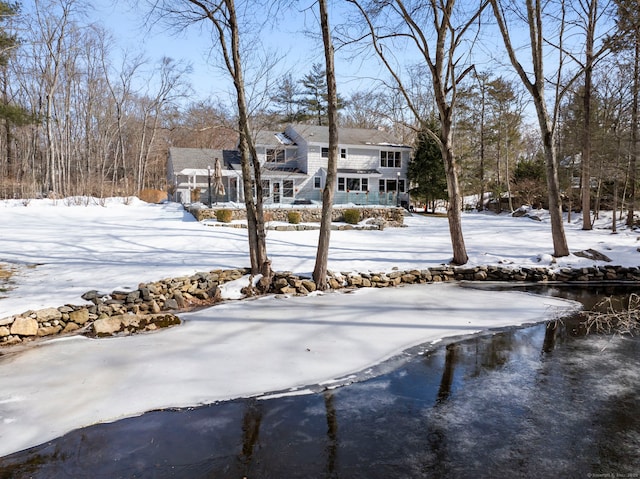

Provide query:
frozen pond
left=1, top=286, right=639, bottom=478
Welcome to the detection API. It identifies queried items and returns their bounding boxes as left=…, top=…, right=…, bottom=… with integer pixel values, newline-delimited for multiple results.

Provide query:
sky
left=1, top=197, right=639, bottom=456
left=88, top=0, right=384, bottom=106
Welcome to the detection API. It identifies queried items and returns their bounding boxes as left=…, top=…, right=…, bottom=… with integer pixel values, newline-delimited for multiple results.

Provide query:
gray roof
left=253, top=130, right=296, bottom=146
left=169, top=148, right=239, bottom=172
left=289, top=124, right=409, bottom=148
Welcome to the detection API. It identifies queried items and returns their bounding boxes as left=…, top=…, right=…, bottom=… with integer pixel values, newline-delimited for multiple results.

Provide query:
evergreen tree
left=408, top=119, right=447, bottom=212
left=298, top=63, right=345, bottom=126
left=270, top=73, right=307, bottom=123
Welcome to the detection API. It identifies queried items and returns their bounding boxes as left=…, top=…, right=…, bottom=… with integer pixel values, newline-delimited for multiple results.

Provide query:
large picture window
left=380, top=150, right=402, bottom=168
left=338, top=177, right=368, bottom=192
left=379, top=178, right=405, bottom=192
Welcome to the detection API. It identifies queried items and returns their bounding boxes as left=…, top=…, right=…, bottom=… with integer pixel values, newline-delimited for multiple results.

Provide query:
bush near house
left=138, top=189, right=167, bottom=204
left=288, top=211, right=301, bottom=224
left=216, top=209, right=233, bottom=223
left=343, top=208, right=361, bottom=225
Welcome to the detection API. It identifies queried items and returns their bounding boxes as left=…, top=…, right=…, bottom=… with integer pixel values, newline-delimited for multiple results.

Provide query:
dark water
left=1, top=285, right=639, bottom=479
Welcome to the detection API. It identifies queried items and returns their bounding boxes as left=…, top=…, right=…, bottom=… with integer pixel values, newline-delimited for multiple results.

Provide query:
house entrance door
left=273, top=181, right=281, bottom=203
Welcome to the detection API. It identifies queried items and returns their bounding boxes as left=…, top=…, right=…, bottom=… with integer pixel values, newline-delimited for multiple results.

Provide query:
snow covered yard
left=0, top=197, right=638, bottom=456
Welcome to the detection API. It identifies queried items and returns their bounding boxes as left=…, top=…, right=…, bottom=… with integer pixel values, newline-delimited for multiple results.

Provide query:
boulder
left=69, top=308, right=90, bottom=325
left=10, top=317, right=38, bottom=336
left=35, top=307, right=62, bottom=322
left=0, top=326, right=10, bottom=337
left=93, top=316, right=123, bottom=336
left=38, top=325, right=62, bottom=336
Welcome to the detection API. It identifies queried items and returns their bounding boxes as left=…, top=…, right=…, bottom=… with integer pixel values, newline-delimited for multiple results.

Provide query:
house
left=167, top=124, right=411, bottom=206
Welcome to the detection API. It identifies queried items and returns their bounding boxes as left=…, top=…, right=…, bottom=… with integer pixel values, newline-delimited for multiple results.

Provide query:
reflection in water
left=436, top=343, right=457, bottom=404
left=324, top=391, right=338, bottom=477
left=542, top=320, right=558, bottom=353
left=1, top=287, right=639, bottom=478
left=239, top=399, right=262, bottom=476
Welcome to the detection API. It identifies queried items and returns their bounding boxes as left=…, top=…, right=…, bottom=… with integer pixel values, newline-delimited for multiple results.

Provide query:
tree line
left=1, top=0, right=639, bottom=282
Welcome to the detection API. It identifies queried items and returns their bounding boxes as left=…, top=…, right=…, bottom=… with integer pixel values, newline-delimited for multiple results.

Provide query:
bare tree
left=148, top=0, right=271, bottom=278
left=345, top=0, right=488, bottom=265
left=312, top=0, right=339, bottom=289
left=490, top=0, right=570, bottom=257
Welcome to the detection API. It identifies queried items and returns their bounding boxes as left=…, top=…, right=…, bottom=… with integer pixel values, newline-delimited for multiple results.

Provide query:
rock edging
left=0, top=268, right=250, bottom=348
left=2, top=262, right=639, bottom=348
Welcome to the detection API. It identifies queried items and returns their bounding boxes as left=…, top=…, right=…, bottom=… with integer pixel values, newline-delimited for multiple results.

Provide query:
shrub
left=288, top=211, right=301, bottom=224
left=343, top=208, right=360, bottom=225
left=216, top=209, right=233, bottom=223
left=138, top=188, right=167, bottom=204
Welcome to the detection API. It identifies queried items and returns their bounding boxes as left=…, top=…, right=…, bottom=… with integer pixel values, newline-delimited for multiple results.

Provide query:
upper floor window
left=380, top=150, right=402, bottom=168
left=321, top=147, right=329, bottom=158
left=266, top=148, right=285, bottom=163
left=340, top=148, right=347, bottom=159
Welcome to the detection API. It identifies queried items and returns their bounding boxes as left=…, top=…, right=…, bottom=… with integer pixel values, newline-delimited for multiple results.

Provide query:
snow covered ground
left=0, top=197, right=638, bottom=457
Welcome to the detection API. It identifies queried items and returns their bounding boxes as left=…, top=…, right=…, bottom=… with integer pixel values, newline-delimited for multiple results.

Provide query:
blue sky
left=89, top=1, right=385, bottom=107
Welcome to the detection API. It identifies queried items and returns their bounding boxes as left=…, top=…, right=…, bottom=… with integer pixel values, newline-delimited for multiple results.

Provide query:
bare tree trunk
left=224, top=0, right=270, bottom=279
left=347, top=0, right=472, bottom=265
left=626, top=39, right=639, bottom=227
left=313, top=0, right=338, bottom=289
left=581, top=0, right=599, bottom=230
left=490, top=0, right=570, bottom=257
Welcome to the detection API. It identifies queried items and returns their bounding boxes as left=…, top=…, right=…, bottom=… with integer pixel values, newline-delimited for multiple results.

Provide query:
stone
left=81, top=290, right=102, bottom=302
left=151, top=301, right=161, bottom=313
left=35, top=307, right=62, bottom=322
left=38, top=325, right=62, bottom=336
left=10, top=317, right=38, bottom=336
left=473, top=270, right=488, bottom=281
left=573, top=249, right=612, bottom=263
left=62, top=322, right=80, bottom=333
left=93, top=316, right=123, bottom=336
left=302, top=279, right=316, bottom=292
left=0, top=326, right=10, bottom=337
left=0, top=317, right=14, bottom=326
left=69, top=308, right=90, bottom=325
left=164, top=298, right=179, bottom=310
left=173, top=291, right=186, bottom=308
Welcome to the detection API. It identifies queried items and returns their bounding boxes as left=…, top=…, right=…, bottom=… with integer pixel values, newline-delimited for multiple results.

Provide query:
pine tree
left=298, top=63, right=345, bottom=126
left=408, top=119, right=447, bottom=212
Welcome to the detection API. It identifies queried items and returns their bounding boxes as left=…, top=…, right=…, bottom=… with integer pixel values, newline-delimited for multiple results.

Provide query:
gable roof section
left=169, top=147, right=239, bottom=173
left=289, top=124, right=409, bottom=148
left=253, top=130, right=296, bottom=146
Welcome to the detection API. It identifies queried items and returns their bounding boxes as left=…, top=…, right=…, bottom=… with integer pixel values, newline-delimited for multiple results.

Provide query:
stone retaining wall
left=189, top=205, right=406, bottom=227
left=2, top=263, right=639, bottom=348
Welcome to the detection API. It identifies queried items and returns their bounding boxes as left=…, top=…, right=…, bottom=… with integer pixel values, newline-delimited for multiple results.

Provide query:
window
left=283, top=180, right=294, bottom=198
left=339, top=177, right=368, bottom=192
left=379, top=178, right=405, bottom=192
left=314, top=176, right=322, bottom=189
left=261, top=180, right=270, bottom=198
left=340, top=148, right=347, bottom=159
left=380, top=150, right=402, bottom=168
left=321, top=147, right=329, bottom=158
left=266, top=148, right=285, bottom=163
